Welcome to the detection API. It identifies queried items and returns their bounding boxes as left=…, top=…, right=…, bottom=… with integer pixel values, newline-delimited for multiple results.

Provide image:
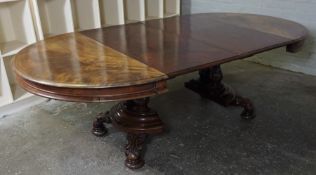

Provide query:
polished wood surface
left=13, top=13, right=308, bottom=102
left=82, top=13, right=308, bottom=76
left=14, top=33, right=167, bottom=88
left=145, top=13, right=307, bottom=40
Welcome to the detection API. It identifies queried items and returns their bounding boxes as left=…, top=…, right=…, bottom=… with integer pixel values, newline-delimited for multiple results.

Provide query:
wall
left=182, top=0, right=316, bottom=75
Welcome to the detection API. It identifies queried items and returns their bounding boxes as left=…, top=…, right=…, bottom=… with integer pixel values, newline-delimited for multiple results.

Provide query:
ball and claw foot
left=92, top=112, right=112, bottom=137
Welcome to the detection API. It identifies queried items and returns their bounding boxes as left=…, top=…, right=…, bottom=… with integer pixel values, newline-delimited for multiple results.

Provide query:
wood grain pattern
left=13, top=13, right=308, bottom=102
left=13, top=33, right=167, bottom=88
left=82, top=13, right=308, bottom=76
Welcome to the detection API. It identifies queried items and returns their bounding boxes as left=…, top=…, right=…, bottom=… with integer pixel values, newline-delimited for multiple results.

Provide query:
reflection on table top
left=14, top=13, right=308, bottom=89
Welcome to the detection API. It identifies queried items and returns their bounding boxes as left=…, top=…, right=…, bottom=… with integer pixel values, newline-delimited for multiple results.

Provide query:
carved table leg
left=92, top=97, right=163, bottom=169
left=185, top=65, right=256, bottom=120
left=112, top=98, right=163, bottom=169
left=92, top=111, right=112, bottom=137
left=125, top=133, right=147, bottom=169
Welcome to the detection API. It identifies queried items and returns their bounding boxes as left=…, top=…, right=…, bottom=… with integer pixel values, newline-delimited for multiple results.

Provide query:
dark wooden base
left=185, top=65, right=256, bottom=120
left=92, top=112, right=112, bottom=137
left=92, top=98, right=164, bottom=169
left=92, top=66, right=255, bottom=169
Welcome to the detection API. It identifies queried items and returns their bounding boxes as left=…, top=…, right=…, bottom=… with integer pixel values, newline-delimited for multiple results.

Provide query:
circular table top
left=13, top=13, right=307, bottom=101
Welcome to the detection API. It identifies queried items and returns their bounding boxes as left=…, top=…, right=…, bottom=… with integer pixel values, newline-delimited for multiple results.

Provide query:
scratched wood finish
left=13, top=33, right=167, bottom=88
left=82, top=13, right=308, bottom=76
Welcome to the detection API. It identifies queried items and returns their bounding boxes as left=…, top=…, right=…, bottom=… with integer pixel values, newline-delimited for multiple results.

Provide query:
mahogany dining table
left=13, top=13, right=307, bottom=169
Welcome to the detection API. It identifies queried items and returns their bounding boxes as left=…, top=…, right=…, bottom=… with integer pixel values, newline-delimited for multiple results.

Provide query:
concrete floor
left=1, top=60, right=316, bottom=175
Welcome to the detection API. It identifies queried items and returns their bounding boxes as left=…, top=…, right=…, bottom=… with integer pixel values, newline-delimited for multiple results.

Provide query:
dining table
left=13, top=13, right=308, bottom=169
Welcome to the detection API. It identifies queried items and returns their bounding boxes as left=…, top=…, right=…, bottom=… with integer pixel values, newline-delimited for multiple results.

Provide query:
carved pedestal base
left=92, top=66, right=255, bottom=169
left=92, top=98, right=163, bottom=169
left=185, top=65, right=256, bottom=120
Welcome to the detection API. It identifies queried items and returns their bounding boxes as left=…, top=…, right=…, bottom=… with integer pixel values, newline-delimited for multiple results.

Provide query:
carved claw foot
left=185, top=65, right=256, bottom=120
left=233, top=96, right=255, bottom=120
left=92, top=112, right=112, bottom=137
left=125, top=133, right=147, bottom=169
